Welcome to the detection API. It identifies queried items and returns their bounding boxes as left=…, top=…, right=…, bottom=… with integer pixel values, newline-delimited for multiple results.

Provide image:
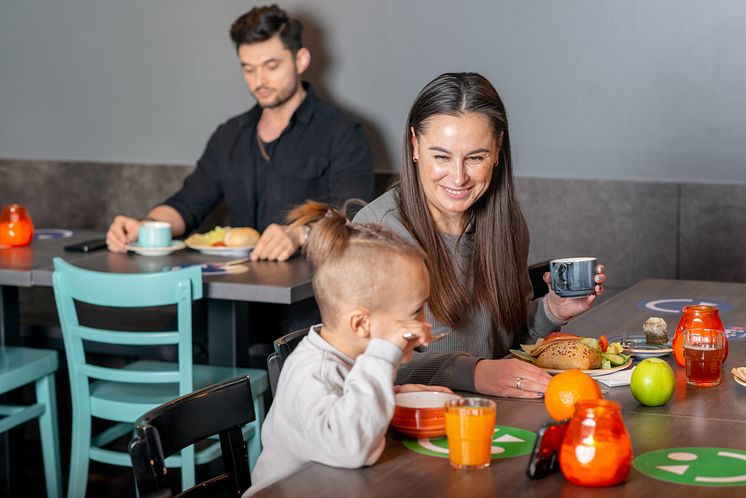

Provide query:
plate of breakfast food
left=510, top=332, right=632, bottom=376
left=185, top=226, right=259, bottom=255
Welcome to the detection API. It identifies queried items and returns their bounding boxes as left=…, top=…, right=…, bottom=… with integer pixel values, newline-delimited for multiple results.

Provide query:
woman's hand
left=394, top=384, right=453, bottom=394
left=473, top=358, right=552, bottom=399
left=543, top=264, right=606, bottom=322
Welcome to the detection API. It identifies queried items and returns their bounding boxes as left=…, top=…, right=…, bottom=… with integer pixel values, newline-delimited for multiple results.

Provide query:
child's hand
left=384, top=320, right=433, bottom=351
left=394, top=384, right=454, bottom=394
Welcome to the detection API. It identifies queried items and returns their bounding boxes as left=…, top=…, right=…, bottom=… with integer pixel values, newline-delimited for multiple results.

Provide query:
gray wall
left=2, top=1, right=745, bottom=181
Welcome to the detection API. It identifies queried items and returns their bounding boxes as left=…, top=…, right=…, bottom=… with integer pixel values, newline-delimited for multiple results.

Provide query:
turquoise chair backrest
left=52, top=257, right=203, bottom=396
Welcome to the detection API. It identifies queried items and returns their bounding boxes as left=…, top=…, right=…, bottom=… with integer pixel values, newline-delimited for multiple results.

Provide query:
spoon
left=402, top=331, right=450, bottom=343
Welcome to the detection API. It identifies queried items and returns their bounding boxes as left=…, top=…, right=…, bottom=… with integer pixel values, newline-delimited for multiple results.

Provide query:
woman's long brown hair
left=397, top=72, right=529, bottom=341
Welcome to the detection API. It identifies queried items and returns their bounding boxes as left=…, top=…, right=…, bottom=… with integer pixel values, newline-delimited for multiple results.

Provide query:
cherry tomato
left=599, top=335, right=609, bottom=353
left=212, top=241, right=226, bottom=247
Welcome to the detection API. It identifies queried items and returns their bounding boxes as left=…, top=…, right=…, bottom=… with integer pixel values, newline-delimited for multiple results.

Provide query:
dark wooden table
left=33, top=248, right=313, bottom=366
left=1, top=232, right=313, bottom=366
left=253, top=279, right=746, bottom=497
left=0, top=230, right=101, bottom=345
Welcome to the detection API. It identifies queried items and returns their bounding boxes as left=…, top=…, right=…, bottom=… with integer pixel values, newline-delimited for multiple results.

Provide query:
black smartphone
left=63, top=238, right=108, bottom=253
left=526, top=419, right=569, bottom=479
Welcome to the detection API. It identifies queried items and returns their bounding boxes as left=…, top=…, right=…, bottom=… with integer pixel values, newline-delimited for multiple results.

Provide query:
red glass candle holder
left=0, top=204, right=34, bottom=247
left=559, top=399, right=632, bottom=487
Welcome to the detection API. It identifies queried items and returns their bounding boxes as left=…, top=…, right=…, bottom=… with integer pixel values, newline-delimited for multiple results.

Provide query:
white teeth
left=443, top=187, right=470, bottom=195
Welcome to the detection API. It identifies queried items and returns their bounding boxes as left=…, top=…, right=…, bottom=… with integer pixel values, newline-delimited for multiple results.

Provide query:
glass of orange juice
left=444, top=397, right=496, bottom=469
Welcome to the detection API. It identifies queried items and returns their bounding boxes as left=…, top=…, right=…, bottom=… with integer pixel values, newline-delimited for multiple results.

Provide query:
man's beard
left=257, top=76, right=299, bottom=109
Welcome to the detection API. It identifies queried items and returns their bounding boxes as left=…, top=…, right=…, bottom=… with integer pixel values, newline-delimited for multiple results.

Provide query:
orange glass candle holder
left=559, top=399, right=632, bottom=487
left=672, top=305, right=727, bottom=367
left=0, top=204, right=34, bottom=247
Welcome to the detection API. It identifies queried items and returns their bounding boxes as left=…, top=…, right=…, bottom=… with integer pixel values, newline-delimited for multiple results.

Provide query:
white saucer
left=125, top=240, right=186, bottom=256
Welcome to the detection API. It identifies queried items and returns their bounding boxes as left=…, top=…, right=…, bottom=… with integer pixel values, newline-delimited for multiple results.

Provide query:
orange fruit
left=544, top=369, right=603, bottom=421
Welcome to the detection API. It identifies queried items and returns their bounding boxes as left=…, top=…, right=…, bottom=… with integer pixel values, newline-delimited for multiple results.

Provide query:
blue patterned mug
left=550, top=257, right=597, bottom=298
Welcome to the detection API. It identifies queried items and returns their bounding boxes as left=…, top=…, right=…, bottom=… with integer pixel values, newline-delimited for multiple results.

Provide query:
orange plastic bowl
left=390, top=392, right=461, bottom=438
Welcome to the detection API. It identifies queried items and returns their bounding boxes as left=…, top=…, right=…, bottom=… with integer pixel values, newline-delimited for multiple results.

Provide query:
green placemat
left=402, top=425, right=536, bottom=459
left=634, top=447, right=746, bottom=486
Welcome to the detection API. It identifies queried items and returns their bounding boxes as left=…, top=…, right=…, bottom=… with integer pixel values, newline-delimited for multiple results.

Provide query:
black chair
left=129, top=376, right=255, bottom=498
left=528, top=260, right=551, bottom=299
left=267, top=328, right=309, bottom=397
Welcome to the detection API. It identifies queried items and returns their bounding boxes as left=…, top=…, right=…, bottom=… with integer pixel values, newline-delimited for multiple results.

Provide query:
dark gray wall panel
left=679, top=183, right=746, bottom=282
left=516, top=178, right=678, bottom=289
left=1, top=161, right=191, bottom=230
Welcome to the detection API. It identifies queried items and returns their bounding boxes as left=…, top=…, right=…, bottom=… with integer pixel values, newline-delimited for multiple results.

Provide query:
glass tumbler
left=683, top=328, right=725, bottom=387
left=444, top=397, right=496, bottom=469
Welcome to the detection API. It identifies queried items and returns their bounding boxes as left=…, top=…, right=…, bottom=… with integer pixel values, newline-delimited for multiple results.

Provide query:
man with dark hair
left=107, top=4, right=374, bottom=261
left=105, top=5, right=374, bottom=362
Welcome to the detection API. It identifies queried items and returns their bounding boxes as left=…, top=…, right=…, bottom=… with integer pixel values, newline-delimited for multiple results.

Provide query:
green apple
left=630, top=358, right=676, bottom=407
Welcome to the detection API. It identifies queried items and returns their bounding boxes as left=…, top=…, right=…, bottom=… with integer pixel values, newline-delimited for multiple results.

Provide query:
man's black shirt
left=164, top=83, right=374, bottom=233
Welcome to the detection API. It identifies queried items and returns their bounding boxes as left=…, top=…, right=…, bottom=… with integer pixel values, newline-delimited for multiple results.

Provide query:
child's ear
left=348, top=308, right=371, bottom=339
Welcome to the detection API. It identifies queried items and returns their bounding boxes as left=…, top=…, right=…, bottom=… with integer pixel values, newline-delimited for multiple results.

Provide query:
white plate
left=125, top=240, right=186, bottom=256
left=509, top=349, right=634, bottom=377
left=607, top=335, right=673, bottom=358
left=185, top=240, right=254, bottom=256
left=734, top=375, right=746, bottom=388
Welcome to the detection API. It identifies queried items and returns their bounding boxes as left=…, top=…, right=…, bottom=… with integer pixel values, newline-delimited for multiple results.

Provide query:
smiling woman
left=354, top=72, right=607, bottom=398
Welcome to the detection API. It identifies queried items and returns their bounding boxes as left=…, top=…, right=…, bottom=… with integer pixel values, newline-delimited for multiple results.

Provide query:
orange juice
left=444, top=399, right=496, bottom=469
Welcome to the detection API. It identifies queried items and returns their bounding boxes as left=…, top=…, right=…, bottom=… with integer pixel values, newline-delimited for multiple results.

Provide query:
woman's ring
left=516, top=377, right=523, bottom=390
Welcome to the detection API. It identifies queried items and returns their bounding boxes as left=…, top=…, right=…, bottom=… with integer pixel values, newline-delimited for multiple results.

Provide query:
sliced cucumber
left=601, top=353, right=627, bottom=366
left=601, top=359, right=611, bottom=369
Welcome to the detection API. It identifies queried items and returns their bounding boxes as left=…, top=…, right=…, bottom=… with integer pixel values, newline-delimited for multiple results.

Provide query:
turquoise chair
left=52, top=257, right=267, bottom=497
left=0, top=346, right=61, bottom=498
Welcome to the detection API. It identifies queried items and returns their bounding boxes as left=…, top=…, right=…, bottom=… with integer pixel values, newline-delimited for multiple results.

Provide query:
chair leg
left=67, top=404, right=92, bottom=498
left=248, top=394, right=265, bottom=473
left=180, top=444, right=195, bottom=492
left=35, top=374, right=62, bottom=498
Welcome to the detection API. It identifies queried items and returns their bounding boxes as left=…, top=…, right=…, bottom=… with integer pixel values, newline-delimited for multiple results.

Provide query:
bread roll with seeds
left=535, top=341, right=602, bottom=370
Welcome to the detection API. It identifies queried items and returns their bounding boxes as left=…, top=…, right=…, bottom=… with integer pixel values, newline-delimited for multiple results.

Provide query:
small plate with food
left=606, top=335, right=672, bottom=358
left=608, top=317, right=673, bottom=358
left=185, top=226, right=259, bottom=255
left=510, top=332, right=632, bottom=377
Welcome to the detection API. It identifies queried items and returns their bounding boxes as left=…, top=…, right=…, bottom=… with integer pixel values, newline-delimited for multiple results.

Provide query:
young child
left=244, top=201, right=441, bottom=496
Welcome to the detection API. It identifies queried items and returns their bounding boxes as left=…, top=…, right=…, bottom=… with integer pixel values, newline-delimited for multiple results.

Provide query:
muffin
left=642, top=317, right=668, bottom=345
